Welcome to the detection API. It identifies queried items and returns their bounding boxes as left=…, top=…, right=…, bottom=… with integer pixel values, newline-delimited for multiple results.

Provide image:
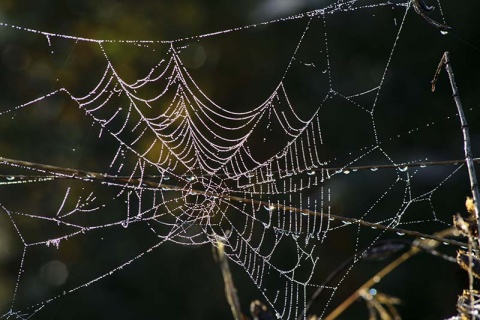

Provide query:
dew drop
left=440, top=30, right=448, bottom=35
left=307, top=170, right=316, bottom=176
left=420, top=164, right=427, bottom=168
left=399, top=166, right=408, bottom=172
left=163, top=175, right=170, bottom=180
left=343, top=169, right=351, bottom=174
left=396, top=232, right=405, bottom=236
left=264, top=205, right=275, bottom=211
left=370, top=167, right=378, bottom=172
left=6, top=176, right=15, bottom=181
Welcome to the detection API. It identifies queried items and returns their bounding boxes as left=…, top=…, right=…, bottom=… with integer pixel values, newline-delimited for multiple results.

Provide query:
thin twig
left=411, top=0, right=451, bottom=31
left=2, top=157, right=480, bottom=182
left=323, top=228, right=456, bottom=320
left=0, top=156, right=468, bottom=247
left=432, top=52, right=480, bottom=239
left=435, top=51, right=480, bottom=318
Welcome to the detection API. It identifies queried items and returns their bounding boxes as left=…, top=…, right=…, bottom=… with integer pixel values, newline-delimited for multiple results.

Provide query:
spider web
left=0, top=0, right=476, bottom=319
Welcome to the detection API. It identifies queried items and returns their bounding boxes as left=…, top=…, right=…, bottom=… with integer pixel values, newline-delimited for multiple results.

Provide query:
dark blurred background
left=0, top=1, right=480, bottom=319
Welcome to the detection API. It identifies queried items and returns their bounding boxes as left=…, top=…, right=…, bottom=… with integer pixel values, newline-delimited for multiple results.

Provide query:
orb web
left=0, top=1, right=475, bottom=319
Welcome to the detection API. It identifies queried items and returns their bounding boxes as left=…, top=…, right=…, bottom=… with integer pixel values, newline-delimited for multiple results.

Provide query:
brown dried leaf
left=466, top=196, right=476, bottom=215
left=457, top=250, right=480, bottom=279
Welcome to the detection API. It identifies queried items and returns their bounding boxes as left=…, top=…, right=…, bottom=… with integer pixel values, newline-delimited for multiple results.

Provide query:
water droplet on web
left=276, top=312, right=281, bottom=319
left=6, top=176, right=15, bottom=181
left=396, top=232, right=405, bottom=236
left=399, top=166, right=408, bottom=172
left=420, top=164, right=427, bottom=168
left=307, top=170, right=316, bottom=176
left=370, top=167, right=378, bottom=172
left=343, top=169, right=350, bottom=174
left=440, top=30, right=448, bottom=35
left=322, top=69, right=327, bottom=74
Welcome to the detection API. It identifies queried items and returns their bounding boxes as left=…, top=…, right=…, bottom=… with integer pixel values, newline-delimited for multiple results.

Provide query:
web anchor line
left=0, top=156, right=468, bottom=247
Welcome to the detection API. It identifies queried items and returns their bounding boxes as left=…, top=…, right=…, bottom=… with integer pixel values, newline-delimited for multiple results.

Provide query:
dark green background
left=0, top=1, right=479, bottom=319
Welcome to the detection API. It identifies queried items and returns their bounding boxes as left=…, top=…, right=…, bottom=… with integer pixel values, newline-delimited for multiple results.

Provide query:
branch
left=0, top=156, right=468, bottom=247
left=432, top=52, right=480, bottom=240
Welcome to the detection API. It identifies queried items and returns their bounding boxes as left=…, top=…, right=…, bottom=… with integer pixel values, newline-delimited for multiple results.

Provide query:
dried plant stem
left=323, top=228, right=455, bottom=320
left=215, top=239, right=244, bottom=320
left=467, top=234, right=475, bottom=316
left=433, top=52, right=480, bottom=319
left=432, top=52, right=480, bottom=239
